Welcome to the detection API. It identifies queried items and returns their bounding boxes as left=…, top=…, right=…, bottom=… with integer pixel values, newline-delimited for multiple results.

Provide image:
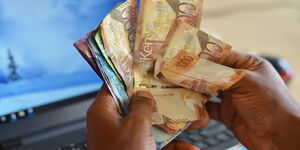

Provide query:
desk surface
left=202, top=0, right=300, bottom=103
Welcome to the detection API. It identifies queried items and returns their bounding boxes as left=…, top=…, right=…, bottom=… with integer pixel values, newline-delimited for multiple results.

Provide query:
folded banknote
left=155, top=22, right=247, bottom=96
left=74, top=29, right=189, bottom=149
left=133, top=0, right=208, bottom=125
left=73, top=0, right=246, bottom=149
left=73, top=0, right=196, bottom=149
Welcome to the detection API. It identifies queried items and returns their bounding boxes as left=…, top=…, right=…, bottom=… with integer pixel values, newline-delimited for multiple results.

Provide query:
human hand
left=87, top=85, right=200, bottom=150
left=204, top=51, right=300, bottom=150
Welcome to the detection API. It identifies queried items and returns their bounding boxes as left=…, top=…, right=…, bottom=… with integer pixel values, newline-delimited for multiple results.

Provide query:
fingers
left=185, top=117, right=209, bottom=131
left=86, top=85, right=120, bottom=150
left=206, top=101, right=221, bottom=121
left=94, top=85, right=113, bottom=105
left=129, top=91, right=155, bottom=119
left=89, top=85, right=119, bottom=114
left=86, top=85, right=121, bottom=130
left=222, top=50, right=264, bottom=70
left=120, top=91, right=155, bottom=150
left=122, top=91, right=155, bottom=129
left=206, top=97, right=238, bottom=131
left=162, top=140, right=200, bottom=150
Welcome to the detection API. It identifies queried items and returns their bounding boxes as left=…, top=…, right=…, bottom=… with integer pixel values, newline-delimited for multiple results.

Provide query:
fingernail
left=135, top=91, right=153, bottom=100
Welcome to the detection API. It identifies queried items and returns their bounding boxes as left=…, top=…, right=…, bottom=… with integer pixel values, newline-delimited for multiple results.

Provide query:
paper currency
left=133, top=65, right=208, bottom=125
left=73, top=0, right=238, bottom=149
left=153, top=122, right=191, bottom=148
left=160, top=50, right=247, bottom=95
left=134, top=0, right=208, bottom=125
left=100, top=0, right=137, bottom=96
left=99, top=0, right=193, bottom=133
left=94, top=29, right=123, bottom=83
left=75, top=29, right=187, bottom=149
left=147, top=76, right=208, bottom=124
left=87, top=35, right=131, bottom=115
left=74, top=0, right=196, bottom=148
left=73, top=32, right=101, bottom=77
left=135, top=0, right=203, bottom=71
left=155, top=21, right=231, bottom=77
left=156, top=23, right=247, bottom=95
left=98, top=1, right=194, bottom=131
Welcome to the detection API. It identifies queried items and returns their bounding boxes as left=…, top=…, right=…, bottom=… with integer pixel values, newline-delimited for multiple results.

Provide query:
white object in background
left=227, top=144, right=247, bottom=150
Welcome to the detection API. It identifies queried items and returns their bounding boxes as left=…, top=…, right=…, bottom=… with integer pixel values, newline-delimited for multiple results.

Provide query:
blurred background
left=0, top=0, right=299, bottom=150
left=203, top=0, right=300, bottom=103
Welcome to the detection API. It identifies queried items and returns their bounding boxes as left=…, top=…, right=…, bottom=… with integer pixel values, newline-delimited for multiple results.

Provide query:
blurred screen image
left=0, top=0, right=122, bottom=116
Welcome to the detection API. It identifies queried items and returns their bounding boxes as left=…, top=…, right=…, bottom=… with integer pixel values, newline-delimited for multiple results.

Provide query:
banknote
left=133, top=68, right=208, bottom=124
left=87, top=34, right=190, bottom=149
left=74, top=1, right=191, bottom=148
left=134, top=0, right=208, bottom=125
left=87, top=35, right=131, bottom=115
left=100, top=0, right=190, bottom=135
left=94, top=29, right=124, bottom=83
left=100, top=0, right=137, bottom=96
left=158, top=122, right=194, bottom=134
left=160, top=50, right=247, bottom=95
left=153, top=122, right=191, bottom=148
left=134, top=0, right=203, bottom=71
left=73, top=32, right=101, bottom=77
left=74, top=30, right=191, bottom=149
left=155, top=22, right=242, bottom=95
left=155, top=21, right=231, bottom=77
left=73, top=0, right=212, bottom=148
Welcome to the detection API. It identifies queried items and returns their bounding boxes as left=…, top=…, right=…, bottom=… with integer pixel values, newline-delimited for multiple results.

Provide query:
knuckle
left=132, top=97, right=154, bottom=110
left=249, top=55, right=264, bottom=66
left=133, top=93, right=154, bottom=103
left=260, top=57, right=272, bottom=67
left=127, top=113, right=150, bottom=125
left=86, top=105, right=97, bottom=120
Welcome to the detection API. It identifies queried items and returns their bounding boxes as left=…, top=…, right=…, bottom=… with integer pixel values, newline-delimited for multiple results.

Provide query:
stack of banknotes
left=73, top=0, right=247, bottom=149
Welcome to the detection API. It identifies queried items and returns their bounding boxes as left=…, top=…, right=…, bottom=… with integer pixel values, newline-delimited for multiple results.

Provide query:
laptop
left=0, top=0, right=114, bottom=149
left=0, top=0, right=243, bottom=150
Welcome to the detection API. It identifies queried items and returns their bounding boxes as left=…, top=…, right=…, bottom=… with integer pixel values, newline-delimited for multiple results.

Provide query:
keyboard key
left=195, top=141, right=209, bottom=149
left=225, top=130, right=235, bottom=137
left=187, top=130, right=200, bottom=134
left=216, top=133, right=230, bottom=141
left=205, top=138, right=219, bottom=145
left=206, top=120, right=219, bottom=128
left=176, top=135, right=189, bottom=143
left=188, top=133, right=204, bottom=142
left=200, top=125, right=227, bottom=137
left=58, top=142, right=87, bottom=150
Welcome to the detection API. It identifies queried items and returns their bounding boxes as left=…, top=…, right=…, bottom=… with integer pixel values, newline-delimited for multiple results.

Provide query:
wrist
left=273, top=109, right=300, bottom=150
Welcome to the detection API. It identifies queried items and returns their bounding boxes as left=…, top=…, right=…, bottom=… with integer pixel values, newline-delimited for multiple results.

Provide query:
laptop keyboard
left=57, top=142, right=87, bottom=150
left=177, top=120, right=239, bottom=150
left=57, top=120, right=238, bottom=150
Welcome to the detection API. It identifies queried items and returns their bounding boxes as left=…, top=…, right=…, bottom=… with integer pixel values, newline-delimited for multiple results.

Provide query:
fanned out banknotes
left=73, top=0, right=246, bottom=149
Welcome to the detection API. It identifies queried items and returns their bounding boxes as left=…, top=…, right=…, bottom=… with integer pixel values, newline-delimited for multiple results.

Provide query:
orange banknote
left=160, top=50, right=247, bottom=95
left=134, top=0, right=208, bottom=125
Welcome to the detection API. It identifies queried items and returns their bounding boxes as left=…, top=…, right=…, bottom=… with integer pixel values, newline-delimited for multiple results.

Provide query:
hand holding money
left=203, top=50, right=300, bottom=150
left=73, top=0, right=246, bottom=149
left=87, top=85, right=200, bottom=150
left=155, top=22, right=246, bottom=96
left=74, top=1, right=194, bottom=148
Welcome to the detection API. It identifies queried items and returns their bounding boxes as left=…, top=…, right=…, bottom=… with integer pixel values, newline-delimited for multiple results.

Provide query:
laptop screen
left=0, top=0, right=121, bottom=118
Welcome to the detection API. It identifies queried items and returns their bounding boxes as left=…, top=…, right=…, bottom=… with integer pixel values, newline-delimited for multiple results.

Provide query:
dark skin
left=206, top=50, right=300, bottom=150
left=87, top=50, right=300, bottom=150
left=87, top=88, right=200, bottom=150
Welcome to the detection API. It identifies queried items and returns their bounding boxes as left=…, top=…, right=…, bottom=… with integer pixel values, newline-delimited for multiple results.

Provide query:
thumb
left=126, top=91, right=154, bottom=124
left=222, top=50, right=265, bottom=71
left=119, top=91, right=155, bottom=150
left=162, top=140, right=200, bottom=150
left=129, top=91, right=155, bottom=120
